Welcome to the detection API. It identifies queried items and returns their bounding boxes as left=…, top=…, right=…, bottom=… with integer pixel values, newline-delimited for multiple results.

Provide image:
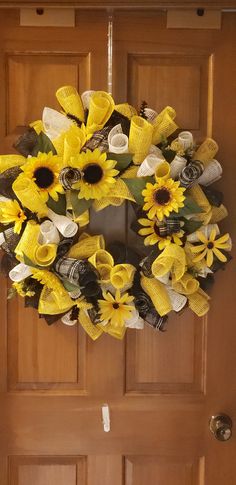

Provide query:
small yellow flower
left=170, top=140, right=185, bottom=156
left=98, top=290, right=134, bottom=327
left=75, top=295, right=92, bottom=311
left=138, top=217, right=184, bottom=250
left=0, top=199, right=26, bottom=234
left=142, top=178, right=185, bottom=221
left=20, top=151, right=64, bottom=202
left=190, top=229, right=231, bottom=267
left=71, top=148, right=119, bottom=200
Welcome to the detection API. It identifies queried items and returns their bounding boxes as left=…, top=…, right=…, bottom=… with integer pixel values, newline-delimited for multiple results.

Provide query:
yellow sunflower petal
left=212, top=247, right=227, bottom=262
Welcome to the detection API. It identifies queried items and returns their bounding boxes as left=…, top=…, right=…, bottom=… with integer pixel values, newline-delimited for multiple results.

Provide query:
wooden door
left=0, top=8, right=236, bottom=485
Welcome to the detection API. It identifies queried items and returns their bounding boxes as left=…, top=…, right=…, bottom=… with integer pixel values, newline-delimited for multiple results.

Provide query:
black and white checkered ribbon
left=59, top=167, right=81, bottom=190
left=179, top=160, right=204, bottom=188
left=82, top=126, right=110, bottom=153
left=55, top=257, right=97, bottom=287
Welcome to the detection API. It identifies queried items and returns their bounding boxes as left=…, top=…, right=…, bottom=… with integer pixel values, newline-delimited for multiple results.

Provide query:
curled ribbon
left=172, top=272, right=199, bottom=295
left=68, top=233, right=105, bottom=259
left=151, top=244, right=186, bottom=282
left=140, top=275, right=172, bottom=316
left=15, top=221, right=57, bottom=267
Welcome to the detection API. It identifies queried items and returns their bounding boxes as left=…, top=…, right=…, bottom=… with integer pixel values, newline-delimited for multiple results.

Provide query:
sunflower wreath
left=0, top=86, right=232, bottom=340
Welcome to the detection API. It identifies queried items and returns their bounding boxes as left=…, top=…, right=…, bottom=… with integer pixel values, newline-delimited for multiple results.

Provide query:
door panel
left=0, top=8, right=236, bottom=485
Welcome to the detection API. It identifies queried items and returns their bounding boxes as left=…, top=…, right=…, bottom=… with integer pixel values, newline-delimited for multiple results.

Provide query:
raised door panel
left=125, top=456, right=205, bottom=485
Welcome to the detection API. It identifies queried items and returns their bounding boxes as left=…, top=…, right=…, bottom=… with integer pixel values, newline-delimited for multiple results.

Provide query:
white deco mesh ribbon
left=0, top=233, right=5, bottom=246
left=48, top=209, right=78, bottom=238
left=137, top=153, right=165, bottom=177
left=39, top=220, right=60, bottom=244
left=42, top=107, right=73, bottom=140
left=187, top=223, right=220, bottom=243
left=148, top=145, right=164, bottom=157
left=178, top=131, right=193, bottom=150
left=61, top=310, right=78, bottom=326
left=81, top=90, right=95, bottom=110
left=166, top=287, right=187, bottom=312
left=155, top=272, right=171, bottom=285
left=9, top=263, right=32, bottom=282
left=125, top=307, right=144, bottom=329
left=108, top=124, right=129, bottom=154
left=170, top=155, right=187, bottom=179
left=197, top=159, right=222, bottom=186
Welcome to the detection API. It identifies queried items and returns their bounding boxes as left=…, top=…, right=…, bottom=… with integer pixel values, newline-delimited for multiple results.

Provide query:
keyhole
left=196, top=8, right=205, bottom=16
left=36, top=8, right=44, bottom=15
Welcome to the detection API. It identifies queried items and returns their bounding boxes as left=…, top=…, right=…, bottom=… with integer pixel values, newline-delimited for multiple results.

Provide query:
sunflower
left=190, top=228, right=231, bottom=267
left=142, top=178, right=185, bottom=221
left=0, top=199, right=26, bottom=234
left=138, top=217, right=184, bottom=249
left=98, top=290, right=134, bottom=327
left=20, top=151, right=64, bottom=202
left=70, top=148, right=119, bottom=200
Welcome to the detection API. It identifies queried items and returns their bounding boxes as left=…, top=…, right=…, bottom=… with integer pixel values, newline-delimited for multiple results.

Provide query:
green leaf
left=23, top=254, right=39, bottom=268
left=182, top=218, right=202, bottom=234
left=47, top=193, right=67, bottom=215
left=62, top=280, right=80, bottom=292
left=123, top=177, right=154, bottom=206
left=70, top=190, right=93, bottom=217
left=31, top=132, right=57, bottom=156
left=107, top=152, right=133, bottom=171
left=176, top=196, right=203, bottom=217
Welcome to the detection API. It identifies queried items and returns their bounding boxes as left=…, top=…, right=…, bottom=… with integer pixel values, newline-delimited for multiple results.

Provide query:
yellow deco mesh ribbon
left=73, top=210, right=90, bottom=227
left=86, top=91, right=114, bottom=134
left=172, top=272, right=199, bottom=295
left=15, top=221, right=57, bottom=266
left=88, top=249, right=114, bottom=268
left=110, top=264, right=135, bottom=290
left=53, top=124, right=87, bottom=162
left=115, top=103, right=137, bottom=119
left=129, top=116, right=154, bottom=165
left=56, top=85, right=85, bottom=122
left=98, top=321, right=126, bottom=340
left=12, top=174, right=48, bottom=217
left=30, top=120, right=43, bottom=134
left=187, top=288, right=210, bottom=317
left=79, top=309, right=104, bottom=340
left=188, top=184, right=212, bottom=225
left=152, top=106, right=178, bottom=145
left=151, top=244, right=186, bottom=282
left=0, top=155, right=26, bottom=173
left=68, top=233, right=105, bottom=259
left=93, top=178, right=135, bottom=211
left=31, top=269, right=73, bottom=315
left=141, top=275, right=172, bottom=316
left=210, top=204, right=228, bottom=223
left=121, top=165, right=139, bottom=178
left=193, top=138, right=218, bottom=166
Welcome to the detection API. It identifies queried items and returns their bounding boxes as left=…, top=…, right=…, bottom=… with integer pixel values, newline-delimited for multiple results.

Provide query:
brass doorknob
left=209, top=414, right=233, bottom=441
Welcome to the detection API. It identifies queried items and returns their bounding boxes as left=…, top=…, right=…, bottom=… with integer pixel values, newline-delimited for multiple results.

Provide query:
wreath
left=0, top=86, right=232, bottom=340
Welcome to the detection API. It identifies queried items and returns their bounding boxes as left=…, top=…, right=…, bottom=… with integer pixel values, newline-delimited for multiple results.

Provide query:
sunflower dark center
left=83, top=163, right=103, bottom=184
left=34, top=167, right=54, bottom=189
left=207, top=242, right=214, bottom=249
left=154, top=188, right=171, bottom=205
left=113, top=303, right=119, bottom=309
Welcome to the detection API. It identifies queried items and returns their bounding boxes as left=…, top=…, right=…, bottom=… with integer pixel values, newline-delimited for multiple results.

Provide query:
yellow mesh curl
left=68, top=234, right=105, bottom=259
left=115, top=103, right=137, bottom=119
left=172, top=273, right=199, bottom=295
left=110, top=264, right=136, bottom=290
left=151, top=244, right=186, bottom=281
left=141, top=275, right=172, bottom=316
left=86, top=91, right=114, bottom=134
left=129, top=116, right=154, bottom=165
left=210, top=204, right=228, bottom=223
left=152, top=106, right=178, bottom=145
left=193, top=138, right=218, bottom=166
left=15, top=221, right=57, bottom=266
left=56, top=85, right=85, bottom=122
left=12, top=174, right=48, bottom=217
left=187, top=289, right=210, bottom=316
